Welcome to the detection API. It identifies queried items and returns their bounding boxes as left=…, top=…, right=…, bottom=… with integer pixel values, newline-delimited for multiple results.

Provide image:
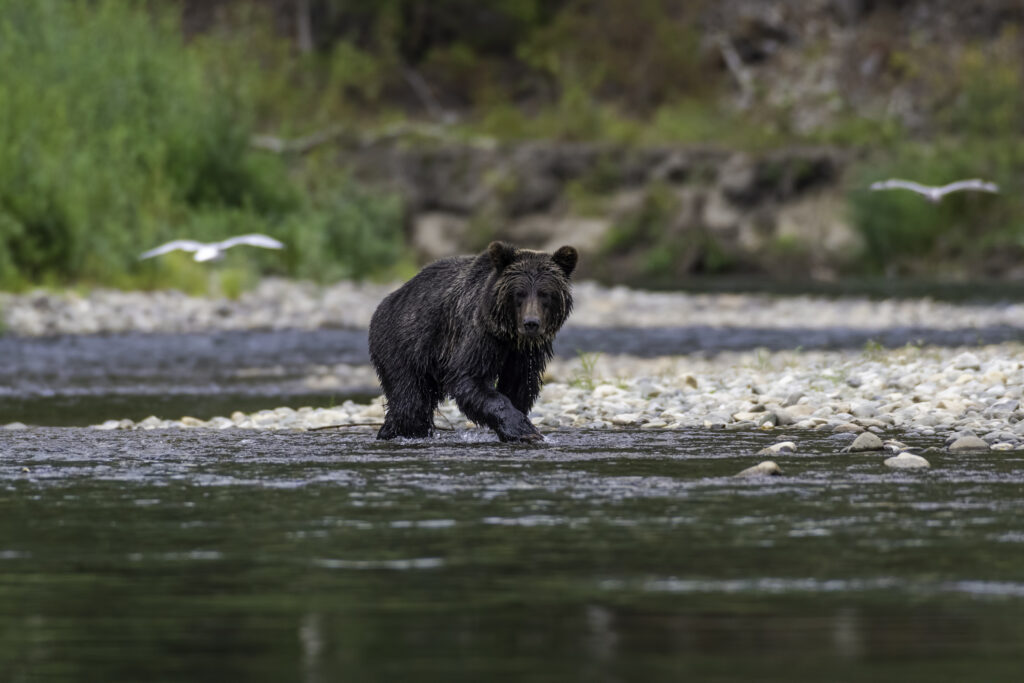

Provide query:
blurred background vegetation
left=1, top=0, right=1024, bottom=291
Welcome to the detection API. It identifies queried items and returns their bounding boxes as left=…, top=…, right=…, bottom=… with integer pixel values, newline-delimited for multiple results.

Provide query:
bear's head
left=488, top=241, right=578, bottom=344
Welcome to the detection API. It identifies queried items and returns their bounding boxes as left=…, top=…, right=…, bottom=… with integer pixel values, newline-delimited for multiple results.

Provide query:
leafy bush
left=280, top=179, right=406, bottom=282
left=0, top=0, right=247, bottom=285
left=519, top=0, right=708, bottom=111
left=0, top=0, right=406, bottom=290
left=847, top=140, right=1022, bottom=273
left=846, top=36, right=1024, bottom=275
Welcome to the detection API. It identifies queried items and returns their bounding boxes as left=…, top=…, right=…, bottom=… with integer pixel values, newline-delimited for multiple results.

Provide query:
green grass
left=569, top=351, right=603, bottom=391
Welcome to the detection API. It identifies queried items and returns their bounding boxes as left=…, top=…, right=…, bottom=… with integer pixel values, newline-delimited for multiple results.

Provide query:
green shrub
left=0, top=0, right=406, bottom=291
left=0, top=0, right=242, bottom=285
left=842, top=32, right=1024, bottom=274
left=520, top=0, right=709, bottom=111
left=191, top=6, right=393, bottom=132
left=940, top=32, right=1024, bottom=139
left=847, top=141, right=1021, bottom=272
left=280, top=181, right=407, bottom=282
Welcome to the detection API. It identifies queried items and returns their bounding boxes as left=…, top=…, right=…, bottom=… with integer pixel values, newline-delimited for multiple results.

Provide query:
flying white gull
left=140, top=234, right=285, bottom=262
left=869, top=178, right=1000, bottom=203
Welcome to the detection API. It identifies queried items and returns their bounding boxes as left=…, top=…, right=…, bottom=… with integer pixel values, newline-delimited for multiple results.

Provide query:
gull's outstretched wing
left=868, top=179, right=936, bottom=195
left=937, top=179, right=1000, bottom=196
left=139, top=240, right=206, bottom=260
left=216, top=234, right=286, bottom=251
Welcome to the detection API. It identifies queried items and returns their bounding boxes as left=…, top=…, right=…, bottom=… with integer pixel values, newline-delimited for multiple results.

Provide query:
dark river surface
left=3, top=428, right=1024, bottom=681
left=3, top=323, right=1024, bottom=679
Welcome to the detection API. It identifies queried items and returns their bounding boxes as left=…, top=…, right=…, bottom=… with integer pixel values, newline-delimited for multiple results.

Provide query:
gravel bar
left=73, top=344, right=1024, bottom=451
left=4, top=279, right=1024, bottom=445
left=4, top=279, right=1024, bottom=335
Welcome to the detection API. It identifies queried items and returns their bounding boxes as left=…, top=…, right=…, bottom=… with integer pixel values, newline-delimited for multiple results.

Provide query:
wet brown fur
left=368, top=241, right=577, bottom=442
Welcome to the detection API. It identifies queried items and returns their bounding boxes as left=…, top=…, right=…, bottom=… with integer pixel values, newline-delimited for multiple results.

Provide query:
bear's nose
left=523, top=317, right=540, bottom=334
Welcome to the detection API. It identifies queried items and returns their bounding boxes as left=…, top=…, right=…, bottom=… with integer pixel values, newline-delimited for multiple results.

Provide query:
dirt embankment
left=342, top=142, right=853, bottom=282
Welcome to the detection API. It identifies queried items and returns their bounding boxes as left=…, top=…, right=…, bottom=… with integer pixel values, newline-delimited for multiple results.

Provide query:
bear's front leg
left=450, top=375, right=543, bottom=443
left=497, top=350, right=546, bottom=416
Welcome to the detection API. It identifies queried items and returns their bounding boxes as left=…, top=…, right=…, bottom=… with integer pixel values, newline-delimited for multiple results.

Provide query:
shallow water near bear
left=3, top=427, right=1024, bottom=680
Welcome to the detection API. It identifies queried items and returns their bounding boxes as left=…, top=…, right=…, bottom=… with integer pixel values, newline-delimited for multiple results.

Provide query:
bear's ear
left=551, top=246, right=578, bottom=277
left=488, top=241, right=518, bottom=272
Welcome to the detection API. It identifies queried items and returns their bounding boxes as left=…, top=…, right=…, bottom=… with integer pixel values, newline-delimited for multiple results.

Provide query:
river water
left=3, top=427, right=1024, bottom=680
left=3, top=323, right=1024, bottom=679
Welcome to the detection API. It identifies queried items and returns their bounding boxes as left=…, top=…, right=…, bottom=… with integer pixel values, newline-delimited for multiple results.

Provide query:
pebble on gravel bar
left=832, top=423, right=864, bottom=434
left=884, top=453, right=931, bottom=469
left=948, top=436, right=991, bottom=452
left=734, top=461, right=783, bottom=477
left=843, top=432, right=884, bottom=452
left=757, top=441, right=796, bottom=456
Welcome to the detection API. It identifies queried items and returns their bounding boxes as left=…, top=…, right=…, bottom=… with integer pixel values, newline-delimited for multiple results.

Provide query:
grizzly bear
left=369, top=241, right=578, bottom=442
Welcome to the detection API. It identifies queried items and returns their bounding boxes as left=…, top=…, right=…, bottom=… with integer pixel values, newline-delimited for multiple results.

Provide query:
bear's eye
left=537, top=291, right=551, bottom=301
left=514, top=291, right=527, bottom=303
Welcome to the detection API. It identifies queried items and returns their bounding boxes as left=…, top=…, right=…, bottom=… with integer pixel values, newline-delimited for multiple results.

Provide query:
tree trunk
left=296, top=0, right=314, bottom=54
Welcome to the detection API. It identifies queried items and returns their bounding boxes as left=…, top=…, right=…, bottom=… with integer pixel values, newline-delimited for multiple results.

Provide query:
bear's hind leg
left=377, top=375, right=441, bottom=440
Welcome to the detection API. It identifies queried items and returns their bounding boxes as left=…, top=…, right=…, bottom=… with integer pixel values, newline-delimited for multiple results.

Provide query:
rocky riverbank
left=82, top=342, right=1024, bottom=452
left=6, top=279, right=1024, bottom=446
left=344, top=143, right=855, bottom=281
left=4, top=278, right=1024, bottom=336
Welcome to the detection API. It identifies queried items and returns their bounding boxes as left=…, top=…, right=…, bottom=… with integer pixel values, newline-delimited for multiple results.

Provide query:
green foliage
left=940, top=32, right=1024, bottom=139
left=472, top=89, right=646, bottom=143
left=603, top=184, right=679, bottom=253
left=0, top=0, right=405, bottom=290
left=644, top=100, right=743, bottom=146
left=6, top=0, right=1024, bottom=289
left=842, top=30, right=1024, bottom=274
left=564, top=181, right=608, bottom=218
left=0, top=0, right=259, bottom=286
left=847, top=139, right=1023, bottom=273
left=862, top=339, right=885, bottom=360
left=279, top=178, right=407, bottom=282
left=216, top=267, right=253, bottom=301
left=569, top=351, right=603, bottom=391
left=191, top=7, right=393, bottom=131
left=520, top=0, right=708, bottom=110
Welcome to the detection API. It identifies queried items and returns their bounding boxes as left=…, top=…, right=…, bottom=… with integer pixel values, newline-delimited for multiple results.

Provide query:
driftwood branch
left=250, top=121, right=496, bottom=155
left=309, top=421, right=456, bottom=432
left=717, top=34, right=755, bottom=109
left=401, top=66, right=458, bottom=124
left=296, top=0, right=314, bottom=54
left=250, top=124, right=348, bottom=155
left=308, top=409, right=461, bottom=433
left=309, top=421, right=383, bottom=431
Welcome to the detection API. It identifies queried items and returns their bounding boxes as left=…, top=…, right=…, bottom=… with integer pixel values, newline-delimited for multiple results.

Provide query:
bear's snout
left=519, top=296, right=544, bottom=337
